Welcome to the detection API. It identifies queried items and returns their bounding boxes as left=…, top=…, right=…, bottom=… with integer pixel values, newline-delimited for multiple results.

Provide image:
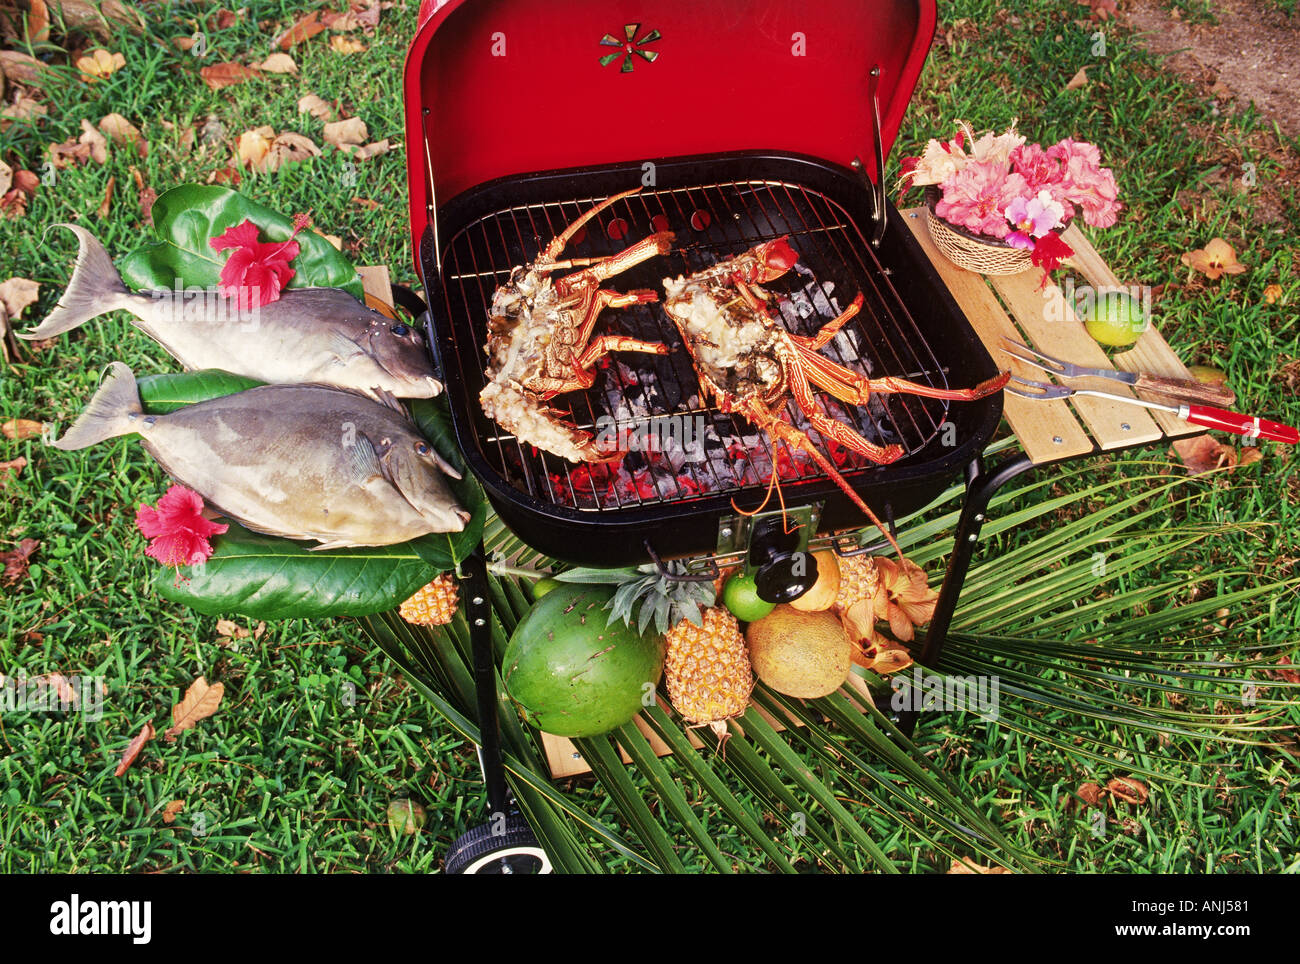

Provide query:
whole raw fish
left=53, top=364, right=469, bottom=548
left=21, top=224, right=442, bottom=399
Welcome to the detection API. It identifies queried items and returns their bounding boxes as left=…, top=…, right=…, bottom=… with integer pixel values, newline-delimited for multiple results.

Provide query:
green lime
left=722, top=573, right=776, bottom=623
left=1080, top=291, right=1149, bottom=347
left=532, top=577, right=561, bottom=600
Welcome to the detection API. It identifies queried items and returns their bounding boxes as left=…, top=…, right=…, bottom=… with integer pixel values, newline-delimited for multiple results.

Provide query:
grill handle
left=869, top=65, right=887, bottom=248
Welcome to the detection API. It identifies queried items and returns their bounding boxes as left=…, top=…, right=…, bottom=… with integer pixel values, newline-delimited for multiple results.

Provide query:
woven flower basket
left=924, top=185, right=1035, bottom=276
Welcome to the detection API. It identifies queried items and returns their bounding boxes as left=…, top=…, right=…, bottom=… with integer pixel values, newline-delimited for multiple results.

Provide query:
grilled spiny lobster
left=660, top=236, right=1009, bottom=553
left=480, top=187, right=674, bottom=462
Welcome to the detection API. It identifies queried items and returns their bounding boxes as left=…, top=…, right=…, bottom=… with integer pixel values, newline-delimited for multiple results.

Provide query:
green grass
left=1, top=0, right=1297, bottom=872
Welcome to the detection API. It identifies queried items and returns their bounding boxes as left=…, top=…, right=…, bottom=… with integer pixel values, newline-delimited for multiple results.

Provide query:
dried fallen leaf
left=355, top=1, right=381, bottom=32
left=79, top=119, right=108, bottom=164
left=207, top=165, right=242, bottom=186
left=27, top=0, right=50, bottom=41
left=350, top=138, right=390, bottom=160
left=1272, top=656, right=1300, bottom=685
left=257, top=52, right=298, bottom=74
left=1173, top=434, right=1238, bottom=475
left=99, top=112, right=146, bottom=156
left=0, top=159, right=9, bottom=196
left=320, top=232, right=342, bottom=250
left=264, top=131, right=321, bottom=172
left=2, top=418, right=44, bottom=440
left=236, top=125, right=274, bottom=171
left=1180, top=238, right=1247, bottom=280
left=297, top=93, right=335, bottom=121
left=96, top=175, right=115, bottom=219
left=1078, top=0, right=1117, bottom=21
left=0, top=537, right=39, bottom=586
left=0, top=277, right=39, bottom=321
left=200, top=62, right=261, bottom=90
left=172, top=35, right=197, bottom=51
left=322, top=116, right=367, bottom=149
left=164, top=676, right=225, bottom=740
left=161, top=799, right=185, bottom=823
left=275, top=10, right=325, bottom=49
left=215, top=618, right=240, bottom=638
left=1239, top=445, right=1264, bottom=466
left=330, top=34, right=367, bottom=54
left=48, top=138, right=91, bottom=169
left=132, top=166, right=157, bottom=226
left=2, top=95, right=46, bottom=122
left=1107, top=777, right=1149, bottom=805
left=1077, top=782, right=1105, bottom=807
left=77, top=48, right=126, bottom=82
left=1263, top=283, right=1283, bottom=304
left=115, top=721, right=154, bottom=777
left=351, top=196, right=379, bottom=210
left=0, top=456, right=27, bottom=485
left=1065, top=66, right=1089, bottom=91
left=0, top=49, right=49, bottom=85
left=210, top=8, right=239, bottom=30
left=947, top=857, right=1010, bottom=874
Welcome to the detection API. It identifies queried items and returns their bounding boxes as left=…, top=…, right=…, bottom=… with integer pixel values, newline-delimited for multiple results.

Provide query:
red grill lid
left=404, top=0, right=937, bottom=270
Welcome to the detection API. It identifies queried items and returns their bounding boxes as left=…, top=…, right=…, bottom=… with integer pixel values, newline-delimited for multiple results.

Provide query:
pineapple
left=601, top=562, right=754, bottom=737
left=663, top=606, right=753, bottom=736
left=399, top=573, right=459, bottom=626
left=832, top=553, right=880, bottom=617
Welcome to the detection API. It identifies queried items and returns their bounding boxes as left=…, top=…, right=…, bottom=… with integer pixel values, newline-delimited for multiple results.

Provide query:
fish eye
left=415, top=441, right=430, bottom=456
left=390, top=323, right=410, bottom=337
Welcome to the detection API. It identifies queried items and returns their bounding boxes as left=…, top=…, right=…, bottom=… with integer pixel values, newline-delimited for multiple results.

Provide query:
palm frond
left=359, top=462, right=1297, bottom=872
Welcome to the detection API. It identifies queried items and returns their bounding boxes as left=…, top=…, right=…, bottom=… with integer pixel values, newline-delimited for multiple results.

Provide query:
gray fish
left=53, top=363, right=469, bottom=548
left=21, top=224, right=443, bottom=399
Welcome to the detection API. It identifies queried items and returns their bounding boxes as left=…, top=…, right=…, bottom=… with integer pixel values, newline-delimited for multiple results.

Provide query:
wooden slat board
left=903, top=211, right=1092, bottom=463
left=1061, top=225, right=1202, bottom=440
left=989, top=270, right=1163, bottom=450
left=357, top=264, right=395, bottom=313
left=903, top=209, right=1206, bottom=461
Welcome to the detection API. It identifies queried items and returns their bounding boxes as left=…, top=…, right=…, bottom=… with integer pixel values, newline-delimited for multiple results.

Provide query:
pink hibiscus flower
left=1059, top=156, right=1122, bottom=228
left=1010, top=143, right=1067, bottom=201
left=209, top=214, right=310, bottom=310
left=135, top=485, right=228, bottom=568
left=936, top=161, right=1028, bottom=239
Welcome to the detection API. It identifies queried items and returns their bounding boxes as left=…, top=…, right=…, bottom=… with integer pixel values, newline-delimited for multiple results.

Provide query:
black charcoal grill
left=400, top=0, right=1010, bottom=872
left=420, top=156, right=1003, bottom=566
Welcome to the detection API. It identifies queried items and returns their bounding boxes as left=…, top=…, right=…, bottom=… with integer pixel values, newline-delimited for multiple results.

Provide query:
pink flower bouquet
left=901, top=121, right=1121, bottom=280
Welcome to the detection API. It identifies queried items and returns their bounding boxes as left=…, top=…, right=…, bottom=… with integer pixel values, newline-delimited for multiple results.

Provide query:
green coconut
left=503, top=583, right=664, bottom=738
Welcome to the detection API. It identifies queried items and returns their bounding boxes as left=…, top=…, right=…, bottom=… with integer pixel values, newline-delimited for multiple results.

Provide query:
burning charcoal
left=623, top=449, right=647, bottom=472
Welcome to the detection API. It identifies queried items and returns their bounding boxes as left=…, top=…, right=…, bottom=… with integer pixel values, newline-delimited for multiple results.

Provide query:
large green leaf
left=117, top=184, right=364, bottom=301
left=138, top=369, right=266, bottom=413
left=157, top=522, right=439, bottom=620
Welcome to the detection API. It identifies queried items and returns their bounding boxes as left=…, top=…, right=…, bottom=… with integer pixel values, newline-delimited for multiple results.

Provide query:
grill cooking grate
left=438, top=178, right=956, bottom=513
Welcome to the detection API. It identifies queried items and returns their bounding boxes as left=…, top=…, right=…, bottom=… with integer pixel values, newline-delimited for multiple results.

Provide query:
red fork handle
left=1183, top=405, right=1299, bottom=444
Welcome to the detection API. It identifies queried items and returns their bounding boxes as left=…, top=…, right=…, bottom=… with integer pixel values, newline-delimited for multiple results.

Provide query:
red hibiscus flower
left=135, top=485, right=228, bottom=568
left=1030, top=231, right=1076, bottom=289
left=209, top=214, right=310, bottom=310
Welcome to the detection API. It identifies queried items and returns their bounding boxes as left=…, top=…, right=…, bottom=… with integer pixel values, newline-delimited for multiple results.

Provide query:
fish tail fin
left=52, top=362, right=143, bottom=451
left=19, top=224, right=136, bottom=340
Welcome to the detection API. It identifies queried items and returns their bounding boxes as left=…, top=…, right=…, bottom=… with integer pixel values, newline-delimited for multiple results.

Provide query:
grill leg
left=462, top=549, right=510, bottom=819
left=896, top=453, right=1037, bottom=736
